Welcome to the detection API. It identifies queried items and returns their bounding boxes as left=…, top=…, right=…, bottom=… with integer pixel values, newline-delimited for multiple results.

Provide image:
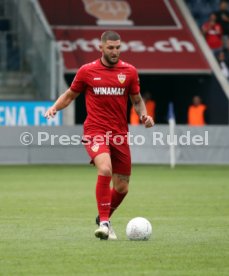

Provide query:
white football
left=126, top=217, right=152, bottom=240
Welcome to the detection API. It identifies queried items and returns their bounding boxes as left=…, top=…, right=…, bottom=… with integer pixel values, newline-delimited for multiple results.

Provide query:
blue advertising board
left=0, top=101, right=63, bottom=126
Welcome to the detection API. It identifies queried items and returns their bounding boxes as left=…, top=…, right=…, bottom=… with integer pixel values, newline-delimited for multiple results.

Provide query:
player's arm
left=45, top=88, right=80, bottom=119
left=130, top=93, right=154, bottom=128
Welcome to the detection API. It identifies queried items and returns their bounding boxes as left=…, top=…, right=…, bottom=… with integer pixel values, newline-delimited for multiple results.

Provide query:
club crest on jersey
left=91, top=143, right=99, bottom=152
left=117, top=73, right=126, bottom=84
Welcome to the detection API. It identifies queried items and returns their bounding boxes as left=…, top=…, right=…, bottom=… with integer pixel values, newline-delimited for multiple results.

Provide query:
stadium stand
left=0, top=0, right=64, bottom=100
left=0, top=0, right=19, bottom=71
left=185, top=0, right=219, bottom=26
left=0, top=0, right=35, bottom=99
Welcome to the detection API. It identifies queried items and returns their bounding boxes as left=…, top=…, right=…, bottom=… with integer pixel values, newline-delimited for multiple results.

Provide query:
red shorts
left=83, top=134, right=131, bottom=175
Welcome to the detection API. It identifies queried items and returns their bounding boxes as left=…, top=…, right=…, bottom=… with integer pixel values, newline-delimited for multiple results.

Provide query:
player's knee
left=116, top=184, right=129, bottom=194
left=113, top=174, right=130, bottom=193
left=98, top=165, right=112, bottom=176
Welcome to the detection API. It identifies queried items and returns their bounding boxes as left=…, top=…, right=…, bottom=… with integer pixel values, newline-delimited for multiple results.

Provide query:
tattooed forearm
left=130, top=94, right=147, bottom=118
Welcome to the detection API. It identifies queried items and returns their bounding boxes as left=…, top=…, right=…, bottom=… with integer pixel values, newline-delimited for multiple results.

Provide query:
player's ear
left=99, top=43, right=103, bottom=52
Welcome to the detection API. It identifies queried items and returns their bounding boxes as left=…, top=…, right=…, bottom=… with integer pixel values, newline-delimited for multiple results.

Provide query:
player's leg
left=110, top=173, right=129, bottom=217
left=93, top=152, right=112, bottom=239
left=94, top=152, right=112, bottom=221
left=95, top=175, right=129, bottom=240
left=94, top=152, right=112, bottom=176
left=83, top=138, right=112, bottom=239
left=94, top=140, right=131, bottom=240
left=109, top=139, right=131, bottom=218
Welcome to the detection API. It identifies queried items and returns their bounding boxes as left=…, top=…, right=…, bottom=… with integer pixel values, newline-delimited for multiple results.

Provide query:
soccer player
left=45, top=31, right=154, bottom=240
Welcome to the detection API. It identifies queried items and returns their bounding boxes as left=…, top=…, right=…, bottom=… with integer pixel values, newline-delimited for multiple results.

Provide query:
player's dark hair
left=101, top=31, right=121, bottom=42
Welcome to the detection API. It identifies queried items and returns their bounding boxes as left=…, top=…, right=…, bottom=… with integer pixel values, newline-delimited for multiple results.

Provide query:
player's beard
left=104, top=53, right=119, bottom=66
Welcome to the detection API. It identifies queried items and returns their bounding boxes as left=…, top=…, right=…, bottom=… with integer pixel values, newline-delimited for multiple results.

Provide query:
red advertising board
left=47, top=0, right=211, bottom=73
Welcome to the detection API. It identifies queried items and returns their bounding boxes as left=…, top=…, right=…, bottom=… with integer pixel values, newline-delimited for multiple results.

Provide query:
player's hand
left=141, top=115, right=154, bottom=128
left=44, top=106, right=57, bottom=119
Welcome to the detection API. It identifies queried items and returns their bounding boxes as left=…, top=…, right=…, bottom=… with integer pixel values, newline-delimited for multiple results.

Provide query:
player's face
left=101, top=40, right=121, bottom=65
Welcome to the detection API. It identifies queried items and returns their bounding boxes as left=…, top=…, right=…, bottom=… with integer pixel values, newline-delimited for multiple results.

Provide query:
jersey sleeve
left=129, top=67, right=140, bottom=95
left=70, top=66, right=87, bottom=93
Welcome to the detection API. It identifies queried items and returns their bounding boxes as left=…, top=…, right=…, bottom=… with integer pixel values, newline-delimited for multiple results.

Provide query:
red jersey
left=202, top=22, right=223, bottom=49
left=70, top=59, right=140, bottom=135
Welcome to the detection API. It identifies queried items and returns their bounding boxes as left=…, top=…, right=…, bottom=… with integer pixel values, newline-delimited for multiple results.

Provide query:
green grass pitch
left=0, top=165, right=229, bottom=276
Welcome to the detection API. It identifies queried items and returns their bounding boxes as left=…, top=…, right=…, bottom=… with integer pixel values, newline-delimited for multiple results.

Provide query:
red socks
left=96, top=175, right=111, bottom=222
left=109, top=188, right=127, bottom=218
left=96, top=175, right=128, bottom=221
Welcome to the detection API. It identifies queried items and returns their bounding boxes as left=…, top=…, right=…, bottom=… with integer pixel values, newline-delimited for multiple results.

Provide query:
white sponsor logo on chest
left=93, top=87, right=125, bottom=95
